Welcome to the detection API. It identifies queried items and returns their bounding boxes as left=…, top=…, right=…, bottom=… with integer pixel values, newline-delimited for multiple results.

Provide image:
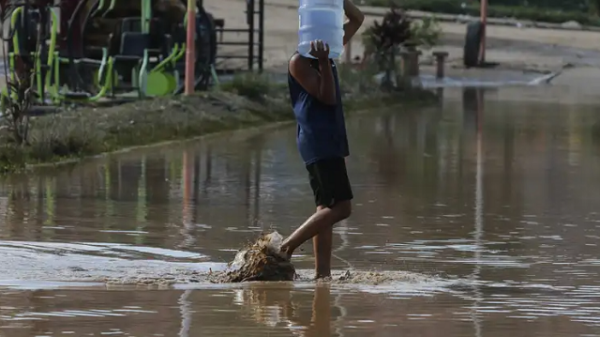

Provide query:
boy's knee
left=333, top=200, right=352, bottom=221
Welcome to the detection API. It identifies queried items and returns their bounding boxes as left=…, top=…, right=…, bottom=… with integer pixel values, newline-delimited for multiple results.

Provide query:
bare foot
left=315, top=274, right=332, bottom=282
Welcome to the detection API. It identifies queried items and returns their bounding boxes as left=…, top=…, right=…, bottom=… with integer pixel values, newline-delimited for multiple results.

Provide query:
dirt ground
left=206, top=0, right=600, bottom=66
left=205, top=0, right=600, bottom=101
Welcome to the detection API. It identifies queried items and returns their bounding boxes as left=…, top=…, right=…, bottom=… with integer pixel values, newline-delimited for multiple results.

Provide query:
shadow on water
left=2, top=87, right=600, bottom=334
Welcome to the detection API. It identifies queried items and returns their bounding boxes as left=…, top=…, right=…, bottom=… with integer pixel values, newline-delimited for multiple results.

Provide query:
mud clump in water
left=220, top=232, right=296, bottom=282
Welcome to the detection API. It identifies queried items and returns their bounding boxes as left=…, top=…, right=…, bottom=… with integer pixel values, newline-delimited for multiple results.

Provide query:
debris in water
left=339, top=270, right=352, bottom=281
left=220, top=232, right=296, bottom=282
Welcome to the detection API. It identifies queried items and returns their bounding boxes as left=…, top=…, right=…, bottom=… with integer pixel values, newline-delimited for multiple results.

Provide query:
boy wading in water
left=279, top=0, right=364, bottom=279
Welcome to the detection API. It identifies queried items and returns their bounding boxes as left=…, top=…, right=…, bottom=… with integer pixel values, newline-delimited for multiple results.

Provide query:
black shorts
left=306, top=157, right=353, bottom=208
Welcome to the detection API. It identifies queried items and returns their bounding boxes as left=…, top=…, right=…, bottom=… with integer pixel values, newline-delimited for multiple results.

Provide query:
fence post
left=479, top=0, right=488, bottom=64
left=258, top=0, right=264, bottom=71
left=247, top=0, right=255, bottom=70
left=184, top=0, right=196, bottom=95
left=433, top=51, right=449, bottom=79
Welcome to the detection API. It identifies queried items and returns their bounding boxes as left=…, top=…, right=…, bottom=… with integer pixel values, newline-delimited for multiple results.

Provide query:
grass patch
left=0, top=70, right=437, bottom=174
left=218, top=72, right=286, bottom=102
left=365, top=0, right=600, bottom=27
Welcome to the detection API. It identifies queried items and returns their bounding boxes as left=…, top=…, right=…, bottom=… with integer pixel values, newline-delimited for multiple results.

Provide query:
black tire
left=195, top=10, right=217, bottom=90
left=197, top=10, right=217, bottom=68
left=175, top=0, right=216, bottom=66
left=463, top=20, right=482, bottom=68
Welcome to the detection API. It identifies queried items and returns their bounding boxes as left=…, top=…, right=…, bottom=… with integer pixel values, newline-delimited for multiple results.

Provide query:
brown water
left=2, top=87, right=600, bottom=336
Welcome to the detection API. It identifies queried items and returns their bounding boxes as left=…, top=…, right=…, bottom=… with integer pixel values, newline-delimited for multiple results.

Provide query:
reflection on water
left=2, top=87, right=600, bottom=335
left=2, top=284, right=600, bottom=336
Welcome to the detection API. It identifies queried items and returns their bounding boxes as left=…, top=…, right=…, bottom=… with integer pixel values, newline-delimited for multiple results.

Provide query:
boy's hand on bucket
left=309, top=40, right=330, bottom=60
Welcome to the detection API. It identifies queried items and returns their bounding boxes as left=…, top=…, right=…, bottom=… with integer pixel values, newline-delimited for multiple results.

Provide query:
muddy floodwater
left=2, top=87, right=600, bottom=336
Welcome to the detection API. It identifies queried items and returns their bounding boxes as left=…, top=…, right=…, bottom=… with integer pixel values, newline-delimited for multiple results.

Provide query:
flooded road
left=2, top=87, right=600, bottom=336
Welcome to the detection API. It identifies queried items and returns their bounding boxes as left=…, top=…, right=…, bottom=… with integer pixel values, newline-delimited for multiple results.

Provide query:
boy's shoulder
left=289, top=53, right=308, bottom=67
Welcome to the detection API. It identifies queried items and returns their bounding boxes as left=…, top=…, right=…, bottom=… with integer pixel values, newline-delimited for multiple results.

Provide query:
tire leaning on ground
left=464, top=20, right=482, bottom=68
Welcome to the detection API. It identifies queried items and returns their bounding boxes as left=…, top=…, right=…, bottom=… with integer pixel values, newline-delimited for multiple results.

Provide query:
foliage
left=337, top=61, right=381, bottom=96
left=365, top=0, right=600, bottom=26
left=361, top=4, right=411, bottom=88
left=0, top=54, right=35, bottom=147
left=361, top=3, right=441, bottom=89
left=218, top=72, right=285, bottom=102
left=363, top=5, right=412, bottom=52
left=461, top=0, right=588, bottom=13
left=1, top=79, right=33, bottom=146
left=361, top=4, right=441, bottom=55
left=590, top=0, right=600, bottom=15
left=409, top=17, right=441, bottom=48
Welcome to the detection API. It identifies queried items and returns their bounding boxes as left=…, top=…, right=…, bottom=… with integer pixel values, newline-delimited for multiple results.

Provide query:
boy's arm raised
left=289, top=43, right=337, bottom=106
left=342, top=0, right=365, bottom=46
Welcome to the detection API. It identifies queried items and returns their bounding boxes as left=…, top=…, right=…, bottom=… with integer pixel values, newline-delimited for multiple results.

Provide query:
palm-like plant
left=0, top=4, right=36, bottom=146
left=362, top=3, right=412, bottom=89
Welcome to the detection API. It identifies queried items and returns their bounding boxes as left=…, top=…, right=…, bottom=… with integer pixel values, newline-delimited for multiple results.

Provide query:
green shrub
left=364, top=0, right=600, bottom=26
left=219, top=72, right=278, bottom=102
left=337, top=62, right=380, bottom=94
left=409, top=17, right=441, bottom=48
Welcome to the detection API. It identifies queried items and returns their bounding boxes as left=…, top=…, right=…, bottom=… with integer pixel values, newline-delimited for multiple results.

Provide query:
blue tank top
left=288, top=57, right=349, bottom=165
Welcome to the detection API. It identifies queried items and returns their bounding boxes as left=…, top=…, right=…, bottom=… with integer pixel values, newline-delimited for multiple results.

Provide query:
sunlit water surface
left=1, top=87, right=600, bottom=336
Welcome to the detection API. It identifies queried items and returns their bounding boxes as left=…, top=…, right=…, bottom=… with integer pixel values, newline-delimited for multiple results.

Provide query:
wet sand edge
left=0, top=269, right=448, bottom=291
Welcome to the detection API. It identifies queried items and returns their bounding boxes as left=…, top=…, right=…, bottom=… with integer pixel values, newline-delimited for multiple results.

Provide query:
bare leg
left=284, top=157, right=353, bottom=278
left=280, top=201, right=351, bottom=274
left=313, top=206, right=333, bottom=278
